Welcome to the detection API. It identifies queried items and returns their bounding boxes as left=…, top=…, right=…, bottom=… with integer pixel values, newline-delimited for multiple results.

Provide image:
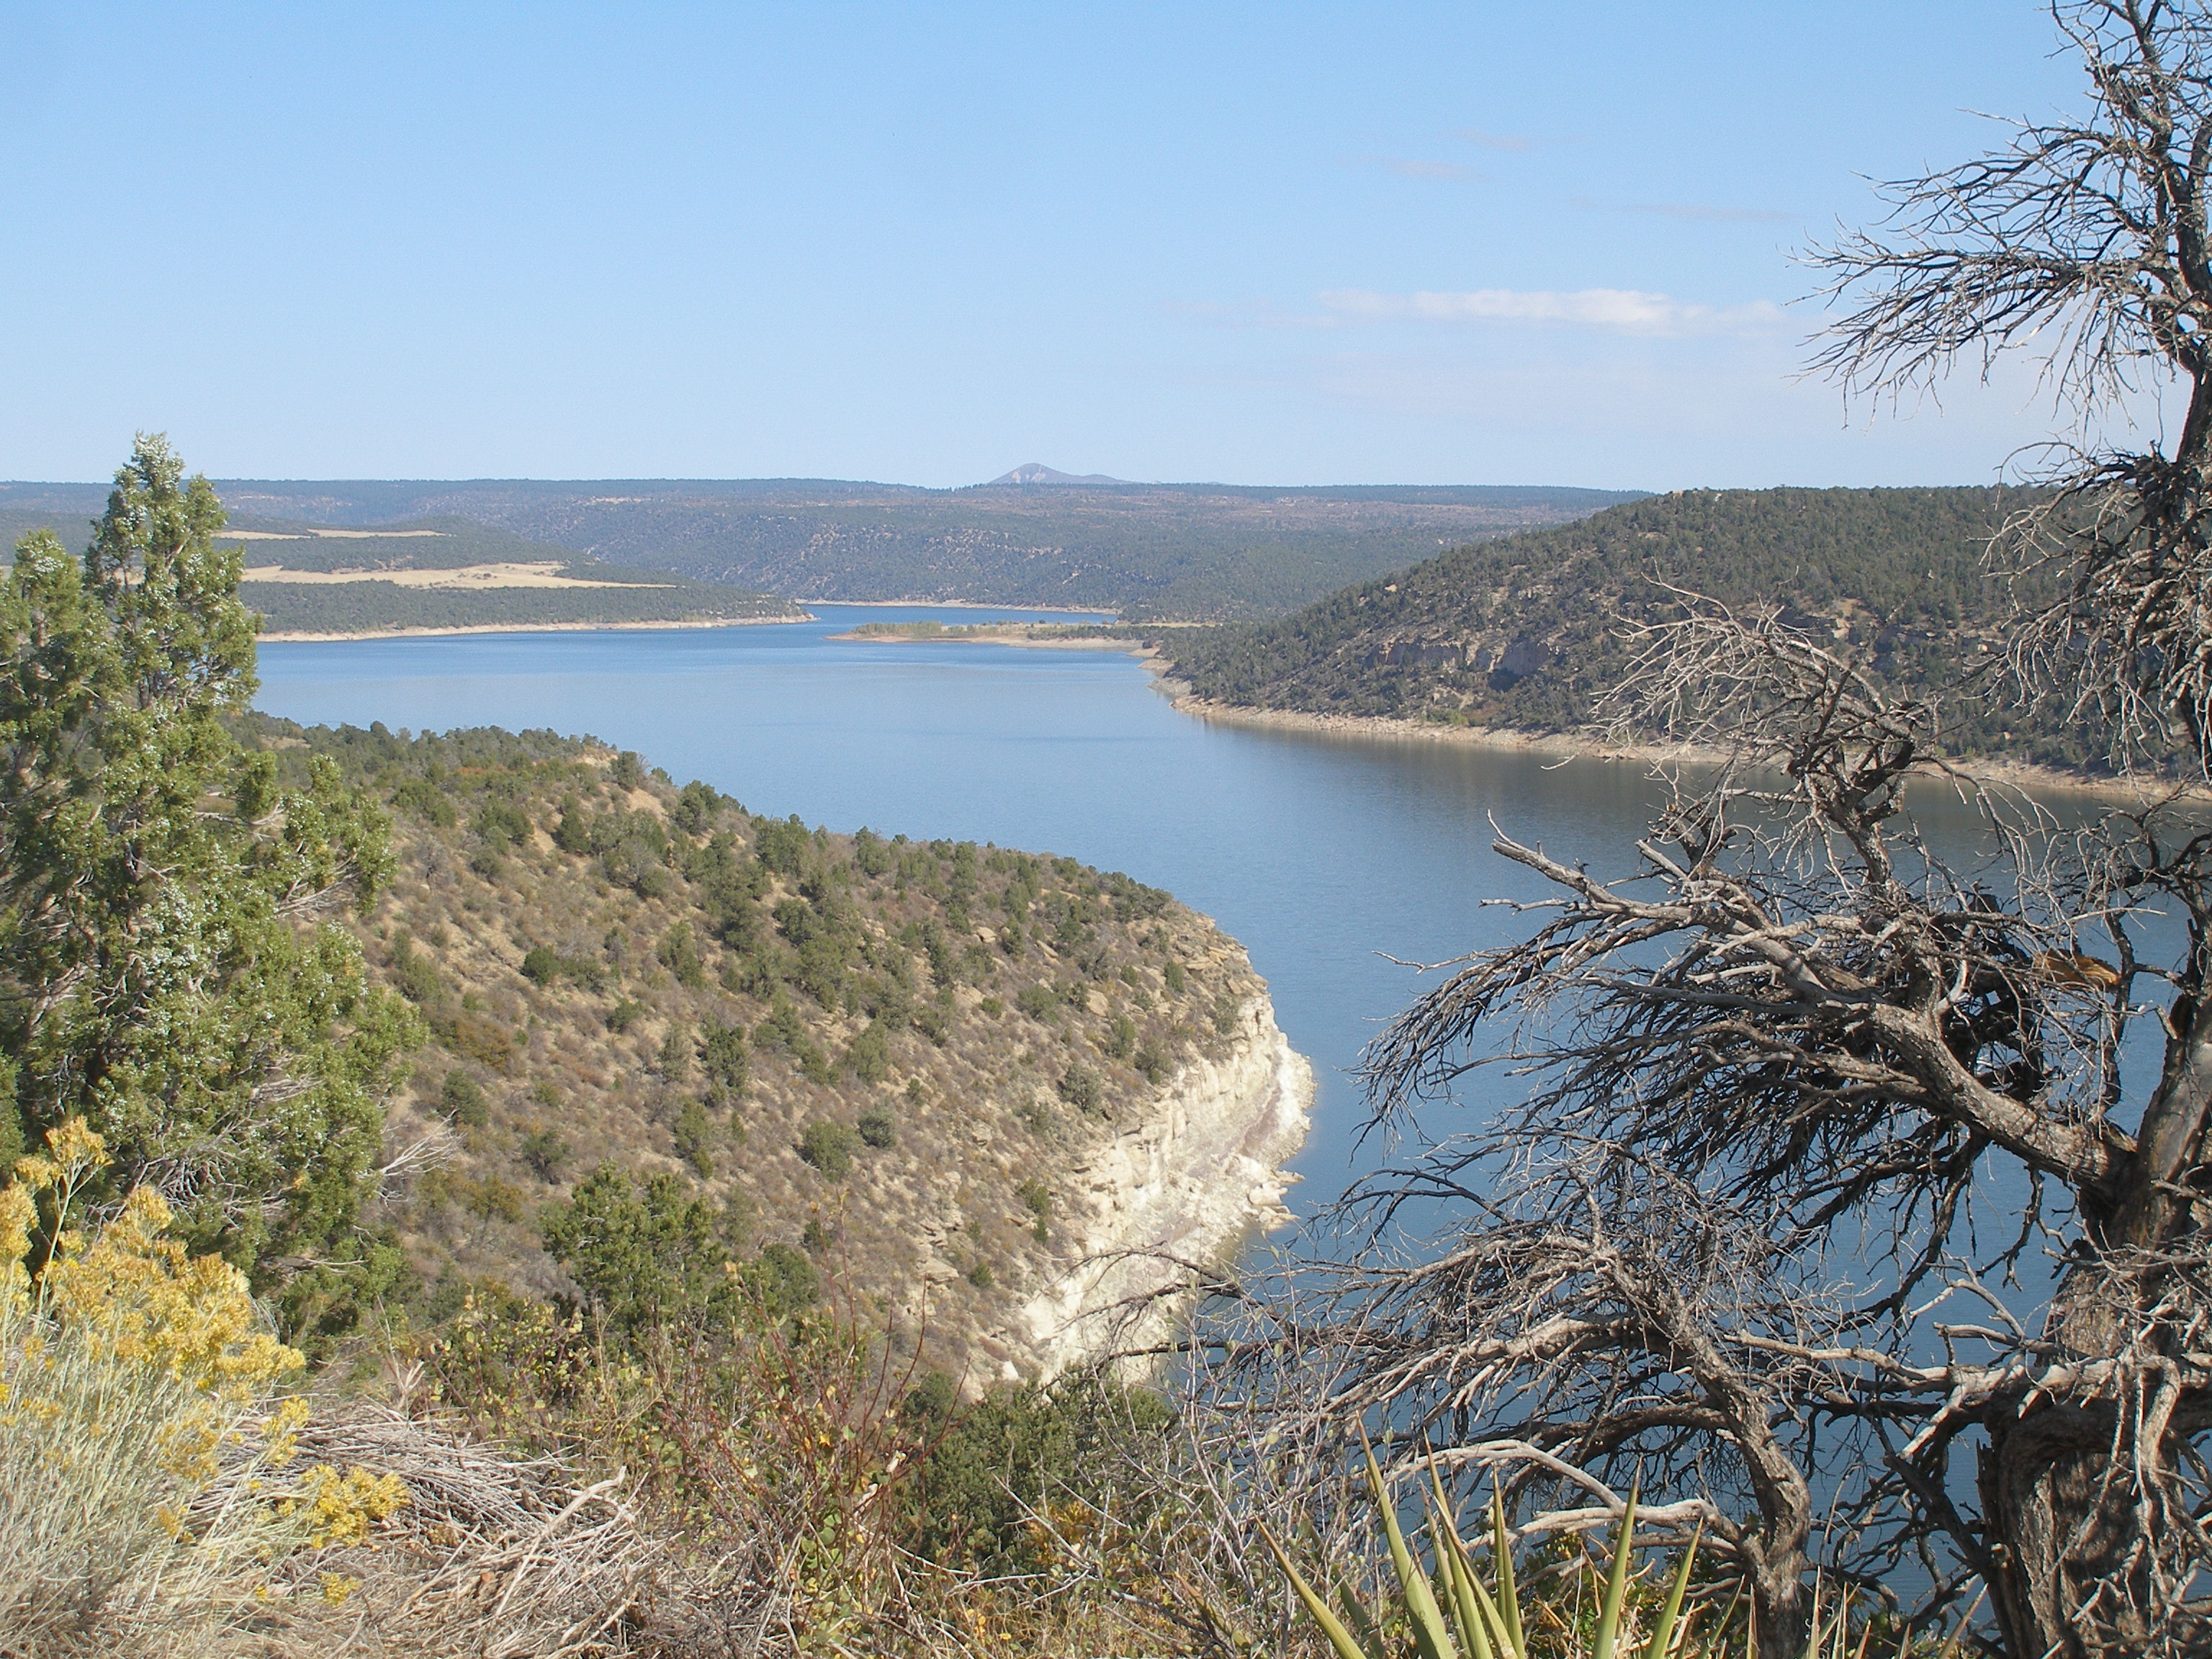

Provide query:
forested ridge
left=1151, top=485, right=2118, bottom=770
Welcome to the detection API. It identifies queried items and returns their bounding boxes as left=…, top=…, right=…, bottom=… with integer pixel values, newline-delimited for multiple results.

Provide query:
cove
left=253, top=606, right=2065, bottom=1221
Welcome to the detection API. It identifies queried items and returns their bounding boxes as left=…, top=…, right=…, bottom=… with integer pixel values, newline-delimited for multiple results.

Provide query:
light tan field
left=240, top=561, right=673, bottom=590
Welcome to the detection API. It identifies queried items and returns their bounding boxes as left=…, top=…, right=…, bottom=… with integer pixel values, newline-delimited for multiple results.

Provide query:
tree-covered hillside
left=3, top=477, right=1646, bottom=621
left=1, top=441, right=1274, bottom=1386
left=1152, top=485, right=2113, bottom=771
left=248, top=718, right=1270, bottom=1380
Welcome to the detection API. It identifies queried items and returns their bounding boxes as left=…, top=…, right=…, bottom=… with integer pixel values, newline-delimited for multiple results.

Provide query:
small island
left=831, top=619, right=1141, bottom=649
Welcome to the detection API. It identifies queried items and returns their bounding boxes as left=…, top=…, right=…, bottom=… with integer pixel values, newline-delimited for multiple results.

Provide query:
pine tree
left=0, top=436, right=421, bottom=1340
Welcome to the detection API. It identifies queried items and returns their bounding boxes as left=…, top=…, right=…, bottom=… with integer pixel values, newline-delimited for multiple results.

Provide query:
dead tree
left=1223, top=607, right=2211, bottom=1658
left=1215, top=10, right=2212, bottom=1657
left=1811, top=5, right=2212, bottom=1647
left=1808, top=0, right=2212, bottom=769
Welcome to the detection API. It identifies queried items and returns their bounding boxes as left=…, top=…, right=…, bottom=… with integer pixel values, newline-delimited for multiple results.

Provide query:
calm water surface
left=253, top=607, right=2074, bottom=1221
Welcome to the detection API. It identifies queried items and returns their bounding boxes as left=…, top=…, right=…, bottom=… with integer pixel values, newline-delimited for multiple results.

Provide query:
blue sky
left=0, top=2, right=2124, bottom=488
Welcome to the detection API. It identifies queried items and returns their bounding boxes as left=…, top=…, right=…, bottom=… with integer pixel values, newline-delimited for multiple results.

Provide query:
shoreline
left=826, top=629, right=2177, bottom=801
left=1172, top=696, right=2193, bottom=804
left=258, top=611, right=813, bottom=643
left=256, top=613, right=2182, bottom=803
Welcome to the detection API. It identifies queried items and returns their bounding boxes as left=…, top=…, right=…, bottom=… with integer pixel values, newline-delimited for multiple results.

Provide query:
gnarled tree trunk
left=1982, top=986, right=2212, bottom=1656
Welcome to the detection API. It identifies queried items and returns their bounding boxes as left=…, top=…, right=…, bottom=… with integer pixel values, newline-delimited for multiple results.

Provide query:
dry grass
left=0, top=1118, right=721, bottom=1658
left=0, top=1120, right=1377, bottom=1659
left=403, top=1281, right=1323, bottom=1659
left=228, top=1404, right=668, bottom=1658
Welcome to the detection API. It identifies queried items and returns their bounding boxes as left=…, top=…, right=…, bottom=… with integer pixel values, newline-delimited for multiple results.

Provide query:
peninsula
left=259, top=719, right=1312, bottom=1384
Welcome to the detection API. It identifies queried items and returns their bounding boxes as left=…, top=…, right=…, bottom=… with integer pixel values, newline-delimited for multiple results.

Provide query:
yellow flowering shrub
left=291, top=1462, right=411, bottom=1547
left=42, top=1185, right=305, bottom=1393
left=0, top=1184, right=33, bottom=1316
left=0, top=1120, right=410, bottom=1658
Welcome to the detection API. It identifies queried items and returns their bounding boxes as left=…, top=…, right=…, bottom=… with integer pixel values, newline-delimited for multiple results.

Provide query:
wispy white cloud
left=1454, top=127, right=1532, bottom=151
left=1573, top=195, right=1794, bottom=224
left=1316, top=286, right=1789, bottom=338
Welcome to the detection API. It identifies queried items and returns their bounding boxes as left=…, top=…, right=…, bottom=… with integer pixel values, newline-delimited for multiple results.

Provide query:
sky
left=0, top=1, right=2142, bottom=490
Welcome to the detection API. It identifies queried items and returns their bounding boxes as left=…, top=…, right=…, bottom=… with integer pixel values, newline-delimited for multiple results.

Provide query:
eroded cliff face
left=1013, top=992, right=1313, bottom=1379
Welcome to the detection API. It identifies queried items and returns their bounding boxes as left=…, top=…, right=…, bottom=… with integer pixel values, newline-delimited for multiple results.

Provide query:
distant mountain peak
left=986, top=463, right=1131, bottom=487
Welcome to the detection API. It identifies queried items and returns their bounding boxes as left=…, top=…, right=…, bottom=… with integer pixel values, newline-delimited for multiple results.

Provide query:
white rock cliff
left=1014, top=993, right=1313, bottom=1378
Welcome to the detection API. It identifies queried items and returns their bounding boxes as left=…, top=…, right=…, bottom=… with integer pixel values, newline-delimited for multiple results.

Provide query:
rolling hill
left=1148, top=485, right=2116, bottom=773
left=240, top=719, right=1291, bottom=1384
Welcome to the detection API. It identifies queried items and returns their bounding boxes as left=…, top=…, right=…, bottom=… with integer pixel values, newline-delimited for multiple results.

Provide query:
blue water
left=253, top=606, right=2139, bottom=1223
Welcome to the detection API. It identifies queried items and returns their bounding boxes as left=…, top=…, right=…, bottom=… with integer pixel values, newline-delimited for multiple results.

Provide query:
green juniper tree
left=0, top=436, right=419, bottom=1339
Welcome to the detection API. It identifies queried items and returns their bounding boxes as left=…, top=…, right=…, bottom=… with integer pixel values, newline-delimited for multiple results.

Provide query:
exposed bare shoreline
left=243, top=559, right=679, bottom=592
left=832, top=628, right=2159, bottom=801
left=850, top=629, right=2189, bottom=803
left=258, top=611, right=813, bottom=643
left=263, top=614, right=2185, bottom=803
left=1172, top=696, right=2192, bottom=805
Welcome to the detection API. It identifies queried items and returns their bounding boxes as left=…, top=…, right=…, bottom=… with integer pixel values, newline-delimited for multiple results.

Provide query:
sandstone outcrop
left=1012, top=992, right=1313, bottom=1378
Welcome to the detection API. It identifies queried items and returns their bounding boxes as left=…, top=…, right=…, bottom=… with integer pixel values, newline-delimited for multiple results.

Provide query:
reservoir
left=255, top=605, right=2093, bottom=1223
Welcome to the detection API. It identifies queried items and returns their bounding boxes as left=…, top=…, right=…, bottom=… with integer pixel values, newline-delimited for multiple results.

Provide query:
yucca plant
left=1257, top=1444, right=1949, bottom=1659
left=1256, top=1439, right=1701, bottom=1659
